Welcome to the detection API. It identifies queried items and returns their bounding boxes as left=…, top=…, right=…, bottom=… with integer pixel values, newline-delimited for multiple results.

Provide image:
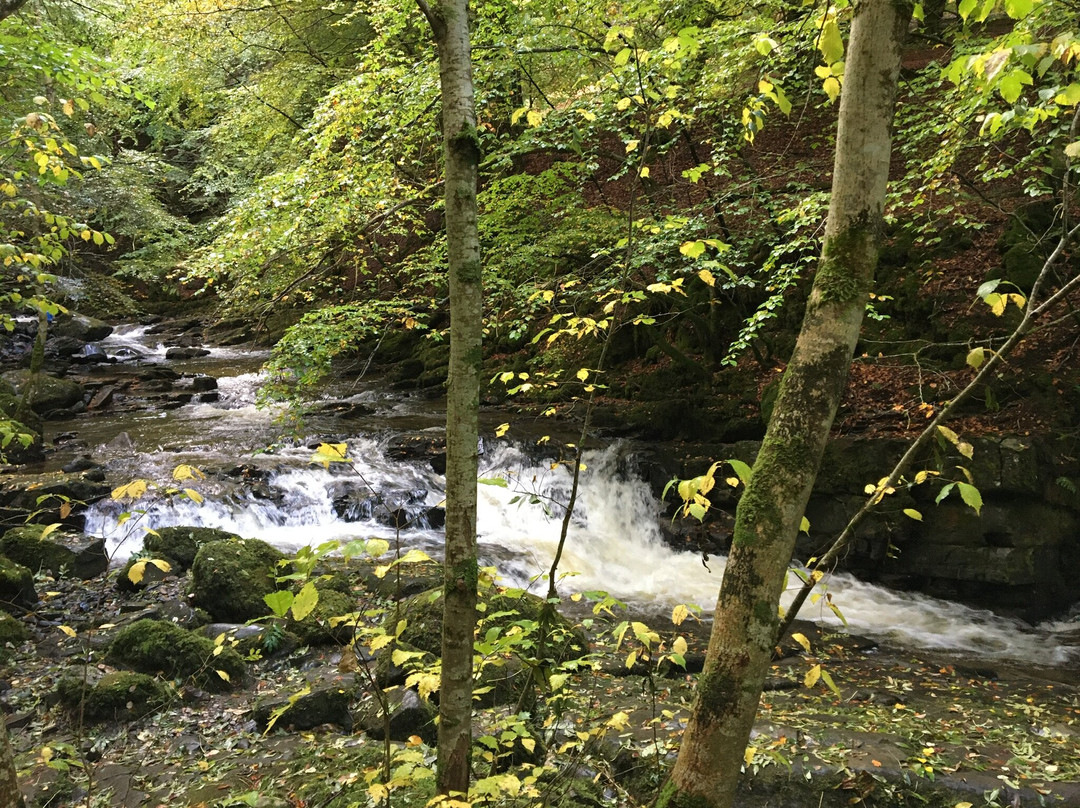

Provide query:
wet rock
left=0, top=555, right=37, bottom=612
left=61, top=457, right=98, bottom=474
left=53, top=312, right=114, bottom=342
left=190, top=537, right=286, bottom=622
left=144, top=526, right=243, bottom=572
left=356, top=687, right=437, bottom=745
left=254, top=682, right=355, bottom=732
left=55, top=670, right=170, bottom=721
left=191, top=375, right=217, bottom=392
left=105, top=618, right=246, bottom=691
left=165, top=346, right=210, bottom=360
left=0, top=526, right=107, bottom=579
left=88, top=385, right=116, bottom=410
left=385, top=434, right=447, bottom=474
left=0, top=370, right=85, bottom=414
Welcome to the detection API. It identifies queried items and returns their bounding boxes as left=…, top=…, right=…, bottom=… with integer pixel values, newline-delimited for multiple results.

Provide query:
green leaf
left=680, top=240, right=706, bottom=259
left=1054, top=83, right=1080, bottom=106
left=957, top=482, right=983, bottom=515
left=903, top=508, right=923, bottom=521
left=1004, top=0, right=1033, bottom=18
left=290, top=581, right=319, bottom=622
left=726, top=459, right=753, bottom=486
left=263, top=590, right=294, bottom=619
left=817, top=19, right=844, bottom=65
left=966, top=347, right=987, bottom=369
left=999, top=69, right=1033, bottom=104
left=478, top=477, right=508, bottom=487
left=958, top=0, right=977, bottom=19
left=936, top=482, right=955, bottom=504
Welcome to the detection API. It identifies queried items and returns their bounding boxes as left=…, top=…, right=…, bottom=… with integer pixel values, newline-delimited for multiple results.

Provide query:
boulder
left=288, top=586, right=356, bottom=646
left=0, top=555, right=36, bottom=613
left=116, top=556, right=174, bottom=593
left=356, top=687, right=437, bottom=746
left=0, top=611, right=30, bottom=646
left=0, top=370, right=84, bottom=415
left=143, top=526, right=242, bottom=572
left=190, top=537, right=286, bottom=622
left=165, top=347, right=210, bottom=360
left=105, top=618, right=246, bottom=691
left=53, top=312, right=114, bottom=342
left=0, top=526, right=107, bottom=579
left=55, top=671, right=170, bottom=722
left=254, top=682, right=356, bottom=732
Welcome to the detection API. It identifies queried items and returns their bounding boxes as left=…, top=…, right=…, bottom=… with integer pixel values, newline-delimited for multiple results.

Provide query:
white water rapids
left=77, top=326, right=1079, bottom=666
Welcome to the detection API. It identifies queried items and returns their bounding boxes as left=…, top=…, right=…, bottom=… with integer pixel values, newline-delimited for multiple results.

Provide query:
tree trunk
left=655, top=3, right=911, bottom=807
left=417, top=0, right=482, bottom=797
left=0, top=717, right=25, bottom=808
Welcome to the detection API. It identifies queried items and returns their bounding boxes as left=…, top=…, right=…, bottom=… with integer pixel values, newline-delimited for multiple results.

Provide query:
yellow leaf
left=617, top=96, right=632, bottom=111
left=698, top=268, right=716, bottom=286
left=625, top=139, right=639, bottom=153
left=58, top=625, right=76, bottom=638
left=172, top=464, right=205, bottom=481
left=903, top=508, right=923, bottom=521
left=127, top=560, right=148, bottom=584
left=671, top=603, right=689, bottom=625
left=184, top=488, right=204, bottom=504
left=111, top=479, right=149, bottom=501
left=744, top=746, right=757, bottom=766
left=40, top=523, right=61, bottom=539
left=495, top=423, right=510, bottom=438
left=291, top=581, right=320, bottom=622
left=804, top=664, right=821, bottom=688
left=215, top=669, right=231, bottom=682
left=791, top=632, right=812, bottom=654
left=672, top=635, right=688, bottom=656
left=526, top=109, right=543, bottom=127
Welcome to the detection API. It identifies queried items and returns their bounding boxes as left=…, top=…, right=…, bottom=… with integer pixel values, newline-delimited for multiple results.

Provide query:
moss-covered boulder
left=105, top=618, right=246, bottom=691
left=390, top=588, right=587, bottom=662
left=0, top=554, right=36, bottom=612
left=116, top=556, right=174, bottom=593
left=0, top=397, right=43, bottom=464
left=288, top=586, right=357, bottom=646
left=0, top=370, right=84, bottom=415
left=53, top=312, right=114, bottom=342
left=144, top=526, right=242, bottom=571
left=190, top=537, right=286, bottom=622
left=0, top=611, right=29, bottom=645
left=0, top=525, right=107, bottom=579
left=254, top=684, right=356, bottom=732
left=55, top=671, right=171, bottom=721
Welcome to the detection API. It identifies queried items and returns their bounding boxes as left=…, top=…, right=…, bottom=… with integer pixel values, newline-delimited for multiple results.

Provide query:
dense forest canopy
left=1, top=0, right=1075, bottom=425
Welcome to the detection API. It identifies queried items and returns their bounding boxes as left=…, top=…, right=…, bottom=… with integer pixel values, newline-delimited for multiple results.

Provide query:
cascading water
left=75, top=329, right=1078, bottom=666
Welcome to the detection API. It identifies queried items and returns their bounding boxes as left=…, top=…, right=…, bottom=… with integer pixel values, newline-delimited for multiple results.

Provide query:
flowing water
left=54, top=326, right=1080, bottom=667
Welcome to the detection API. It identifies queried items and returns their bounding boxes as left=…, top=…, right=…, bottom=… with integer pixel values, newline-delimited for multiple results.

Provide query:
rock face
left=654, top=435, right=1080, bottom=621
left=190, top=537, right=286, bottom=622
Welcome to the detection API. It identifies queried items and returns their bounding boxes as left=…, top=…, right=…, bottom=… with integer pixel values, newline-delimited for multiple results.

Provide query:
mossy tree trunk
left=416, top=0, right=482, bottom=797
left=655, top=3, right=911, bottom=807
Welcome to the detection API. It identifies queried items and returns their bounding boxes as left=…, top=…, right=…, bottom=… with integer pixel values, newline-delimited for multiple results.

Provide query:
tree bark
left=417, top=0, right=482, bottom=797
left=655, top=3, right=911, bottom=807
left=0, top=0, right=29, bottom=23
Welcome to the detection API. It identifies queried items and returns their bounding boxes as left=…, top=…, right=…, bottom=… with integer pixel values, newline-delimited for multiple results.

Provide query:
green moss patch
left=190, top=537, right=286, bottom=622
left=106, top=618, right=246, bottom=691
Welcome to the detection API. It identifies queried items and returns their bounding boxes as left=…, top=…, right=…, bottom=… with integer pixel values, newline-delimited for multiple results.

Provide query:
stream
left=47, top=326, right=1080, bottom=668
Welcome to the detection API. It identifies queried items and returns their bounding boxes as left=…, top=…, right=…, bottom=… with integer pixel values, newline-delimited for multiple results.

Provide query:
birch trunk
left=656, top=3, right=911, bottom=806
left=417, top=0, right=482, bottom=796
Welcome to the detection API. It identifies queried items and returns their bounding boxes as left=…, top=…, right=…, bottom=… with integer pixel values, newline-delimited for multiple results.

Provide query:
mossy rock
left=0, top=611, right=29, bottom=645
left=144, top=526, right=242, bottom=571
left=0, top=554, right=36, bottom=612
left=190, top=537, right=286, bottom=622
left=55, top=671, right=171, bottom=721
left=382, top=587, right=588, bottom=703
left=105, top=618, right=246, bottom=691
left=0, top=525, right=107, bottom=579
left=0, top=370, right=84, bottom=414
left=116, top=556, right=174, bottom=593
left=0, top=395, right=43, bottom=464
left=288, top=586, right=357, bottom=646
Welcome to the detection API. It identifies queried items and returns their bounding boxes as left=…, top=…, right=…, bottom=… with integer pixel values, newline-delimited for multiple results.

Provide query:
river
left=46, top=326, right=1080, bottom=667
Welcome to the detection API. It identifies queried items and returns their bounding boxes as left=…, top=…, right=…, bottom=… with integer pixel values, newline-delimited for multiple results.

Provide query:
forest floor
left=5, top=556, right=1080, bottom=808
